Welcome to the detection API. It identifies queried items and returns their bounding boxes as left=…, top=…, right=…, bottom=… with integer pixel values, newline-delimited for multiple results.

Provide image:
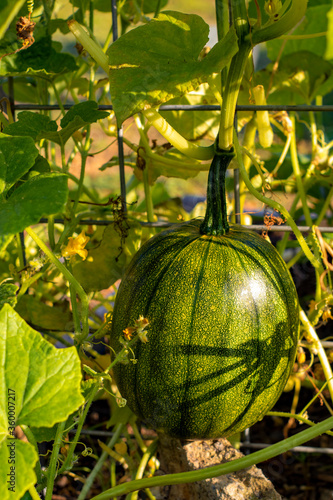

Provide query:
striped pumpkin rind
left=110, top=219, right=299, bottom=439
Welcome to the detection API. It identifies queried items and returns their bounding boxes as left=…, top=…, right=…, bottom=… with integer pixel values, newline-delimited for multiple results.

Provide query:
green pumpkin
left=110, top=147, right=299, bottom=439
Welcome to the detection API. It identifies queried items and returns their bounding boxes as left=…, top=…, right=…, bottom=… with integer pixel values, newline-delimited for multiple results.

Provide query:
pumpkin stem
left=200, top=143, right=235, bottom=236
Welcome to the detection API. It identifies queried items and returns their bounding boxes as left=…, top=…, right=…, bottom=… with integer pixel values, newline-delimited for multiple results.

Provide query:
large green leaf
left=73, top=222, right=142, bottom=292
left=267, top=5, right=331, bottom=60
left=107, top=11, right=238, bottom=123
left=0, top=134, right=39, bottom=195
left=0, top=173, right=68, bottom=252
left=0, top=304, right=84, bottom=430
left=0, top=438, right=37, bottom=500
left=0, top=304, right=83, bottom=499
left=4, top=102, right=109, bottom=145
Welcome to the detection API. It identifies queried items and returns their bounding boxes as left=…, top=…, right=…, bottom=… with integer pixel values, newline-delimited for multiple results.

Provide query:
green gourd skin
left=109, top=148, right=300, bottom=439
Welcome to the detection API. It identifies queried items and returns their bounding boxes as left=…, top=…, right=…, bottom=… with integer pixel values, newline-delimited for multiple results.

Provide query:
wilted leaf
left=15, top=295, right=73, bottom=331
left=73, top=222, right=142, bottom=292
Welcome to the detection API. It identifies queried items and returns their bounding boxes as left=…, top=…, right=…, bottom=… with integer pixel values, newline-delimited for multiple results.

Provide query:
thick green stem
left=219, top=42, right=252, bottom=150
left=249, top=0, right=308, bottom=45
left=89, top=415, right=333, bottom=499
left=200, top=145, right=235, bottom=236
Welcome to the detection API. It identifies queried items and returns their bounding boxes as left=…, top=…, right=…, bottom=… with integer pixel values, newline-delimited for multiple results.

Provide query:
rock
left=154, top=435, right=282, bottom=500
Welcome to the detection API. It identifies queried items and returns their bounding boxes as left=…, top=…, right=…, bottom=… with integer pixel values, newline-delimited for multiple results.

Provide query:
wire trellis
left=3, top=0, right=333, bottom=464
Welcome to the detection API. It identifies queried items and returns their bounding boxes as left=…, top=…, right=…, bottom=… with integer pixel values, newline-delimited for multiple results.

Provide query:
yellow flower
left=123, top=327, right=136, bottom=341
left=322, top=307, right=333, bottom=324
left=62, top=231, right=90, bottom=260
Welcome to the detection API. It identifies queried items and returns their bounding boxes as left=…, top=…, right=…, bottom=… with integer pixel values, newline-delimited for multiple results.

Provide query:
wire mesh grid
left=3, top=0, right=333, bottom=462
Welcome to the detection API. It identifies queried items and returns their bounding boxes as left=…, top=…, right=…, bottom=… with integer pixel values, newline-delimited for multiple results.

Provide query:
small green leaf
left=0, top=134, right=39, bottom=194
left=107, top=11, right=238, bottom=123
left=0, top=304, right=84, bottom=431
left=0, top=280, right=18, bottom=309
left=73, top=222, right=142, bottom=292
left=0, top=173, right=68, bottom=253
left=0, top=438, right=37, bottom=500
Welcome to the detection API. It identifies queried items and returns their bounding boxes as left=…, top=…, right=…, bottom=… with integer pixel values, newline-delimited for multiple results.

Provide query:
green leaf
left=266, top=6, right=331, bottom=60
left=0, top=438, right=37, bottom=500
left=42, top=101, right=110, bottom=145
left=4, top=102, right=109, bottom=146
left=0, top=134, right=39, bottom=195
left=256, top=51, right=333, bottom=103
left=0, top=173, right=68, bottom=253
left=107, top=11, right=238, bottom=123
left=15, top=295, right=73, bottom=332
left=73, top=222, right=142, bottom=292
left=0, top=304, right=84, bottom=430
left=3, top=113, right=58, bottom=142
left=0, top=281, right=18, bottom=309
left=0, top=37, right=78, bottom=78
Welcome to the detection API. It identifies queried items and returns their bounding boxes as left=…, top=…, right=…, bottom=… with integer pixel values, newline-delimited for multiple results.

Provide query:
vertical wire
left=8, top=76, right=27, bottom=266
left=111, top=0, right=127, bottom=212
left=234, top=112, right=241, bottom=224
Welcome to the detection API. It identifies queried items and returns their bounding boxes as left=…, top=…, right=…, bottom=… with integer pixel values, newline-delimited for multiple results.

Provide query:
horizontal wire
left=240, top=442, right=333, bottom=455
left=11, top=104, right=333, bottom=112
left=38, top=218, right=333, bottom=232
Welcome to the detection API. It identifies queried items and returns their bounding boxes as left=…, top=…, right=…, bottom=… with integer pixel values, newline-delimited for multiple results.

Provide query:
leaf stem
left=88, top=415, right=333, bottom=499
left=127, top=439, right=159, bottom=500
left=45, top=420, right=67, bottom=500
left=290, top=114, right=312, bottom=227
left=233, top=132, right=324, bottom=275
left=268, top=411, right=333, bottom=435
left=57, top=382, right=100, bottom=474
left=142, top=109, right=214, bottom=160
left=300, top=309, right=333, bottom=403
left=25, top=227, right=89, bottom=342
left=77, top=423, right=124, bottom=500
